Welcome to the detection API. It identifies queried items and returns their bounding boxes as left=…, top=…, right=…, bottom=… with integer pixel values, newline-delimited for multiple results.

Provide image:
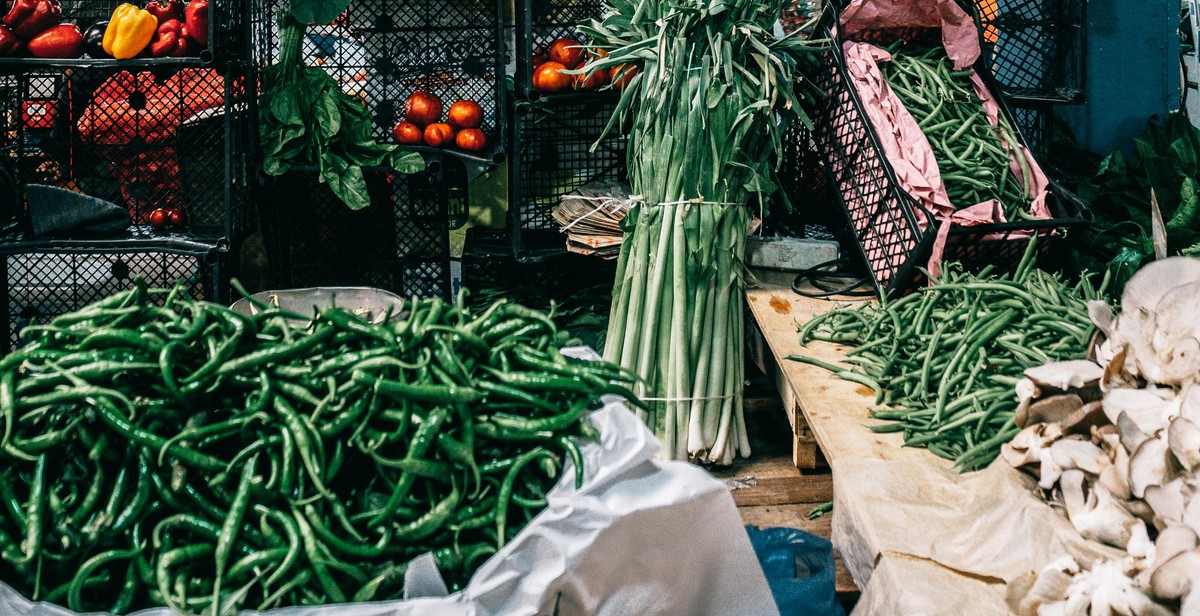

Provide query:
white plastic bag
left=0, top=350, right=775, bottom=616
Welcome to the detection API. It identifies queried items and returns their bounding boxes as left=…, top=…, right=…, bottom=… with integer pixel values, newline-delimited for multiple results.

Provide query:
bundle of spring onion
left=878, top=44, right=1032, bottom=220
left=577, top=0, right=824, bottom=463
left=789, top=242, right=1105, bottom=471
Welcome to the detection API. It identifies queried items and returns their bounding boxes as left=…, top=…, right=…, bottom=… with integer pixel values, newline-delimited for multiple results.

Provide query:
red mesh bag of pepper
left=75, top=68, right=224, bottom=220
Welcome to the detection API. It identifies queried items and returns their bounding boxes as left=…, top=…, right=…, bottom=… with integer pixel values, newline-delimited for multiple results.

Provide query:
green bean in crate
left=0, top=282, right=639, bottom=613
left=788, top=242, right=1104, bottom=471
left=878, top=44, right=1033, bottom=220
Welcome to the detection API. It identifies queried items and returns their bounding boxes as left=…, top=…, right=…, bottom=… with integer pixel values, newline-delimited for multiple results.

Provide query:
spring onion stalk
left=579, top=0, right=823, bottom=463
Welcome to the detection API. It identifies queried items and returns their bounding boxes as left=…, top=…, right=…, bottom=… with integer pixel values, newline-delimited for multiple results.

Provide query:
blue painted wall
left=1058, top=0, right=1181, bottom=155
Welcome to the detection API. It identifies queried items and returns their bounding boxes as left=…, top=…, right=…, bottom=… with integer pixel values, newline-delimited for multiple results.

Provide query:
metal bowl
left=229, top=287, right=408, bottom=325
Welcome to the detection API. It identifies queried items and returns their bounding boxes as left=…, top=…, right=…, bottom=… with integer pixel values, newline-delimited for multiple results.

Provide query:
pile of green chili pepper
left=789, top=242, right=1104, bottom=471
left=0, top=282, right=639, bottom=613
left=879, top=44, right=1033, bottom=220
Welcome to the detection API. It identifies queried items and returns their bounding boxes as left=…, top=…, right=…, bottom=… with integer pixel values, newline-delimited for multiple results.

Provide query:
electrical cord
left=790, top=257, right=875, bottom=298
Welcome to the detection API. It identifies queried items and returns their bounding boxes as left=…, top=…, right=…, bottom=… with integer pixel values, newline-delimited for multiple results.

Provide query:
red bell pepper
left=144, top=0, right=182, bottom=23
left=3, top=0, right=62, bottom=40
left=0, top=24, right=25, bottom=56
left=150, top=19, right=190, bottom=57
left=27, top=22, right=82, bottom=58
left=184, top=0, right=207, bottom=46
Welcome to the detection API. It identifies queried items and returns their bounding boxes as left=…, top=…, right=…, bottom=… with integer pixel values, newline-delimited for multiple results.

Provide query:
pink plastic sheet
left=837, top=0, right=1052, bottom=279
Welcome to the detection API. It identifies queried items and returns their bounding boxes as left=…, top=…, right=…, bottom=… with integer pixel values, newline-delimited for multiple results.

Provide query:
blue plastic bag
left=745, top=525, right=845, bottom=616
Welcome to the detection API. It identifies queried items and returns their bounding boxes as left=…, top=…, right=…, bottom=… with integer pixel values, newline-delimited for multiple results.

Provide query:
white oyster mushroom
left=1184, top=493, right=1200, bottom=537
left=1060, top=469, right=1150, bottom=550
left=1103, top=388, right=1178, bottom=438
left=1111, top=257, right=1200, bottom=382
left=1050, top=439, right=1112, bottom=477
left=1025, top=360, right=1106, bottom=393
left=1181, top=385, right=1200, bottom=424
left=1097, top=445, right=1133, bottom=501
left=1150, top=281, right=1200, bottom=387
left=1056, top=558, right=1172, bottom=616
left=1169, top=416, right=1200, bottom=472
left=1144, top=479, right=1187, bottom=530
left=1118, top=412, right=1153, bottom=456
left=1150, top=548, right=1200, bottom=615
left=1129, top=434, right=1179, bottom=499
left=1088, top=300, right=1114, bottom=338
left=1011, top=556, right=1079, bottom=616
left=1003, top=423, right=1065, bottom=472
left=1136, top=526, right=1199, bottom=588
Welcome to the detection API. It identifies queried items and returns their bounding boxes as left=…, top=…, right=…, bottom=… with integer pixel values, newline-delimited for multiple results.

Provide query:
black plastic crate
left=0, top=1, right=248, bottom=65
left=507, top=93, right=627, bottom=261
left=809, top=6, right=1091, bottom=296
left=251, top=0, right=506, bottom=166
left=776, top=123, right=840, bottom=238
left=971, top=0, right=1086, bottom=103
left=1009, top=101, right=1052, bottom=157
left=0, top=228, right=223, bottom=351
left=259, top=159, right=459, bottom=299
left=513, top=0, right=610, bottom=100
left=0, top=64, right=254, bottom=245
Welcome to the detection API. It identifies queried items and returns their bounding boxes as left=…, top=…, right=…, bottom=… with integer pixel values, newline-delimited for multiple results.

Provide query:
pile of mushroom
left=1004, top=258, right=1200, bottom=615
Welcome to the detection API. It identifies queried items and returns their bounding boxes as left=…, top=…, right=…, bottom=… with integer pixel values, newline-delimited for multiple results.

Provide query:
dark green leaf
left=288, top=0, right=352, bottom=26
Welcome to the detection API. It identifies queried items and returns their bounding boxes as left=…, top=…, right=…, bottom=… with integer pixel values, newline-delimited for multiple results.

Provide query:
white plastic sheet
left=0, top=350, right=775, bottom=616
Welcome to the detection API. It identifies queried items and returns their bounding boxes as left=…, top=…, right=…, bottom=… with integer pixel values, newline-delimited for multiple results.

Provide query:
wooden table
left=744, top=270, right=1016, bottom=615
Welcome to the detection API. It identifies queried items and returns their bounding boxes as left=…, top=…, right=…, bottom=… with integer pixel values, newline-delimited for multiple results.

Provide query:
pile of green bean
left=0, top=282, right=638, bottom=613
left=789, top=244, right=1105, bottom=471
left=880, top=44, right=1033, bottom=220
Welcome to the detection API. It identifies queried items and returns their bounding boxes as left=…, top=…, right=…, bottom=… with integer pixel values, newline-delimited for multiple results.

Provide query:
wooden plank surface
left=743, top=270, right=1013, bottom=615
left=744, top=271, right=942, bottom=466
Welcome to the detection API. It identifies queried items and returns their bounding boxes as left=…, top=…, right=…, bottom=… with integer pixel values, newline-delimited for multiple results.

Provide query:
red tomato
left=423, top=123, right=455, bottom=148
left=148, top=208, right=168, bottom=228
left=447, top=100, right=483, bottom=129
left=532, top=62, right=572, bottom=93
left=166, top=208, right=183, bottom=226
left=548, top=38, right=583, bottom=69
left=574, top=68, right=610, bottom=91
left=455, top=128, right=488, bottom=152
left=392, top=121, right=422, bottom=145
left=611, top=64, right=638, bottom=90
left=405, top=91, right=443, bottom=127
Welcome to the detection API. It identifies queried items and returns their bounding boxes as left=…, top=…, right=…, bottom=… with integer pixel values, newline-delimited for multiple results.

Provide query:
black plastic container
left=810, top=5, right=1091, bottom=296
left=0, top=228, right=223, bottom=351
left=0, top=63, right=255, bottom=246
left=506, top=92, right=627, bottom=261
left=258, top=156, right=461, bottom=300
left=971, top=0, right=1086, bottom=103
left=250, top=0, right=507, bottom=167
left=513, top=0, right=610, bottom=100
left=0, top=0, right=248, bottom=66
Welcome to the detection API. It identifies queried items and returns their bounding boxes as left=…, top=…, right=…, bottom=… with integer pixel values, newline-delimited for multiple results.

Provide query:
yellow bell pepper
left=102, top=4, right=157, bottom=60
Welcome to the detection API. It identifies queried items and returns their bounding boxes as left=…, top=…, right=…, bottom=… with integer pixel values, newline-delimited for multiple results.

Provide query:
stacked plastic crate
left=250, top=0, right=504, bottom=299
left=0, top=0, right=253, bottom=350
left=485, top=0, right=628, bottom=262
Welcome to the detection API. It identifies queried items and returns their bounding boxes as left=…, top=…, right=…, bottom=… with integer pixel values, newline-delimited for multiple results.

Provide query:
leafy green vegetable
left=259, top=11, right=422, bottom=210
left=288, top=0, right=352, bottom=27
left=1064, top=113, right=1200, bottom=293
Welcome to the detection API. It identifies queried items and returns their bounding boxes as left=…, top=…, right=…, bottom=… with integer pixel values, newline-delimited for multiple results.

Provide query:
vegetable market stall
left=745, top=269, right=1120, bottom=615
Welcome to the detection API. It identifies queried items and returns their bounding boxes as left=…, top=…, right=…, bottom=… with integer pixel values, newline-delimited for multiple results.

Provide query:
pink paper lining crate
left=808, top=3, right=1091, bottom=297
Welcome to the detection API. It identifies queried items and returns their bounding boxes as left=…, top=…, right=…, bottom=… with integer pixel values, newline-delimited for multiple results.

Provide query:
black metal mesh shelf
left=0, top=228, right=223, bottom=351
left=0, top=63, right=255, bottom=244
left=971, top=0, right=1086, bottom=103
left=250, top=0, right=506, bottom=164
left=0, top=0, right=248, bottom=64
left=507, top=92, right=627, bottom=261
left=258, top=159, right=459, bottom=300
left=514, top=0, right=610, bottom=100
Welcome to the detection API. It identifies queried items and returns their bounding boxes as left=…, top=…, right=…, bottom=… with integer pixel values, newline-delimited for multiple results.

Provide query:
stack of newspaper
left=551, top=180, right=632, bottom=259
